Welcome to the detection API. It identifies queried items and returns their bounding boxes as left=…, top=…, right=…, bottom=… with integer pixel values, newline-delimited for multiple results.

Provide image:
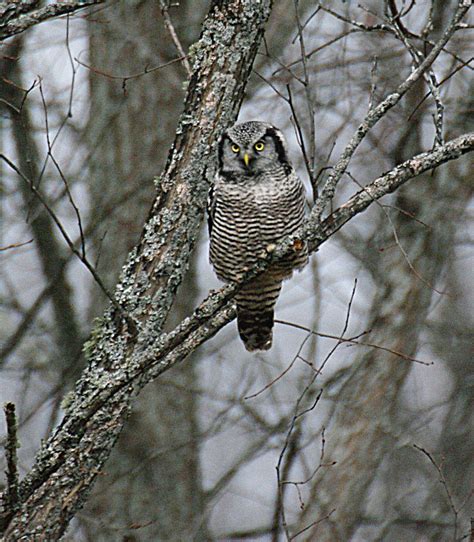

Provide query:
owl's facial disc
left=219, top=122, right=290, bottom=177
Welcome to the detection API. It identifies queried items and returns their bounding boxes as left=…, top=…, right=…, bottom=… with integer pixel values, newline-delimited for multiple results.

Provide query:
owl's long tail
left=236, top=278, right=282, bottom=351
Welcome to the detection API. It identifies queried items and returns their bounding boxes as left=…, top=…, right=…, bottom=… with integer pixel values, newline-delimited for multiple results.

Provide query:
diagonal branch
left=0, top=1, right=471, bottom=538
left=0, top=0, right=104, bottom=41
left=312, top=0, right=470, bottom=221
left=0, top=1, right=273, bottom=538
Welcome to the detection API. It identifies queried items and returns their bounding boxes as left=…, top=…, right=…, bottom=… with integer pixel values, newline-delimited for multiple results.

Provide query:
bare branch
left=313, top=1, right=471, bottom=222
left=0, top=0, right=104, bottom=40
left=414, top=444, right=460, bottom=540
left=159, top=1, right=192, bottom=77
left=0, top=239, right=32, bottom=252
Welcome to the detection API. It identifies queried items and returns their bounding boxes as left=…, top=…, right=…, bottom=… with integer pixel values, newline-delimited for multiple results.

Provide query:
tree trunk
left=80, top=3, right=209, bottom=540
left=1, top=2, right=274, bottom=538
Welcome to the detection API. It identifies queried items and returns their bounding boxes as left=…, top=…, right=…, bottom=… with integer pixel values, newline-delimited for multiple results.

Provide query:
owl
left=208, top=121, right=308, bottom=351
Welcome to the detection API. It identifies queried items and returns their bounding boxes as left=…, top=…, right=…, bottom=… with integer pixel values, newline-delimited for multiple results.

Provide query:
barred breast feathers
left=209, top=166, right=307, bottom=283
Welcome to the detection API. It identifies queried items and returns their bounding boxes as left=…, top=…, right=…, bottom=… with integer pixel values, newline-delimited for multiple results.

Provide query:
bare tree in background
left=0, top=1, right=473, bottom=541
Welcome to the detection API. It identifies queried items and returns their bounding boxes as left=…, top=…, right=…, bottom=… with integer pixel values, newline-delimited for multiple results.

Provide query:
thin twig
left=287, top=84, right=315, bottom=198
left=345, top=170, right=447, bottom=296
left=273, top=427, right=301, bottom=541
left=244, top=332, right=317, bottom=400
left=290, top=508, right=336, bottom=540
left=413, top=444, right=460, bottom=540
left=386, top=0, right=445, bottom=146
left=38, top=81, right=86, bottom=258
left=276, top=318, right=433, bottom=366
left=75, top=55, right=186, bottom=93
left=0, top=154, right=128, bottom=320
left=0, top=239, right=33, bottom=252
left=159, top=1, right=192, bottom=77
left=292, top=1, right=317, bottom=193
left=408, top=56, right=474, bottom=122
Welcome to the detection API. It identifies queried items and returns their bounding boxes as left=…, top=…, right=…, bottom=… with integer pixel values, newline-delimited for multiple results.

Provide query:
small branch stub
left=2, top=402, right=20, bottom=517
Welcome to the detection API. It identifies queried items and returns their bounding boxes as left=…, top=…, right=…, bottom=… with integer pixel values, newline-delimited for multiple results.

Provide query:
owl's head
left=218, top=121, right=290, bottom=176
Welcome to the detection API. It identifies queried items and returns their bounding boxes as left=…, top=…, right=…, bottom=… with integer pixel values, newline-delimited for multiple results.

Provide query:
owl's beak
left=243, top=153, right=250, bottom=167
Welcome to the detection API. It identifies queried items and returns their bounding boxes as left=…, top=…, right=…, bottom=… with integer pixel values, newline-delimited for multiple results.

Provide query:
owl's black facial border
left=217, top=134, right=231, bottom=170
left=263, top=126, right=292, bottom=175
left=264, top=127, right=290, bottom=169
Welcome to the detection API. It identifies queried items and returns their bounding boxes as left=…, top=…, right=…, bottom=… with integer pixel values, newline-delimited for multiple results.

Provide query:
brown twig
left=282, top=427, right=336, bottom=510
left=159, top=1, right=192, bottom=77
left=413, top=444, right=460, bottom=540
left=276, top=319, right=433, bottom=366
left=244, top=332, right=317, bottom=400
left=0, top=239, right=33, bottom=252
left=75, top=55, right=186, bottom=93
left=37, top=80, right=86, bottom=258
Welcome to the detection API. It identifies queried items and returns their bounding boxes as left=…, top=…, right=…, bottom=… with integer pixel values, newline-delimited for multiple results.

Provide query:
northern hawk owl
left=208, top=121, right=307, bottom=351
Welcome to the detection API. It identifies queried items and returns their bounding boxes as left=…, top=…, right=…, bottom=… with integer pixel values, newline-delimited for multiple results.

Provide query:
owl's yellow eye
left=231, top=144, right=240, bottom=153
left=254, top=142, right=265, bottom=152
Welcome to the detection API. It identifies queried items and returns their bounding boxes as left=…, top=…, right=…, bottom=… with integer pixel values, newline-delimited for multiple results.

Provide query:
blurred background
left=1, top=1, right=472, bottom=540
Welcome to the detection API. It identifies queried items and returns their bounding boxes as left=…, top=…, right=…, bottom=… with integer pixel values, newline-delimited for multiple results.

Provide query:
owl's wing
left=207, top=185, right=216, bottom=236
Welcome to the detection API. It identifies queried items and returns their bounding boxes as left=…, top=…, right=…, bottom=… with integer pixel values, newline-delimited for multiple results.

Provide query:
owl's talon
left=293, top=239, right=304, bottom=251
left=266, top=243, right=276, bottom=253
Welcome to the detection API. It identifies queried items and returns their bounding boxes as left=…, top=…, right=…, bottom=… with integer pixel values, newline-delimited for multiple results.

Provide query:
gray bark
left=82, top=4, right=209, bottom=539
left=1, top=1, right=274, bottom=538
left=0, top=0, right=103, bottom=40
left=0, top=2, right=471, bottom=540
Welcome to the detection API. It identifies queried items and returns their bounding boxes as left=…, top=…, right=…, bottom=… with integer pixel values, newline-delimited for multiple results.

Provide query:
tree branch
left=0, top=1, right=273, bottom=538
left=1, top=403, right=19, bottom=522
left=0, top=0, right=103, bottom=40
left=0, top=0, right=471, bottom=537
left=312, top=0, right=471, bottom=222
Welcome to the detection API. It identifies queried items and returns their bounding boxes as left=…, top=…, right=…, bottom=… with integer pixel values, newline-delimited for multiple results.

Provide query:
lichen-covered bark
left=1, top=1, right=472, bottom=539
left=0, top=0, right=103, bottom=40
left=1, top=1, right=273, bottom=539
left=83, top=3, right=209, bottom=539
